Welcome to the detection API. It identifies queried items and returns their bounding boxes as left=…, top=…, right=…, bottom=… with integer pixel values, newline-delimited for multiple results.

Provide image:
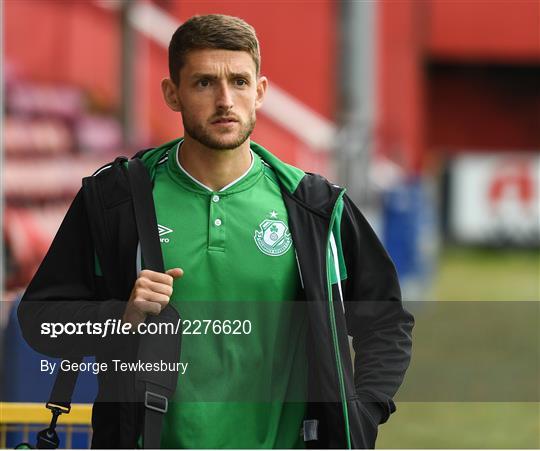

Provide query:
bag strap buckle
left=45, top=402, right=70, bottom=415
left=145, top=390, right=168, bottom=414
left=36, top=404, right=68, bottom=449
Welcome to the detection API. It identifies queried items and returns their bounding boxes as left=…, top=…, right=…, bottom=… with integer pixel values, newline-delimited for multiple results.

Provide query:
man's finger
left=166, top=268, right=184, bottom=279
left=137, top=278, right=173, bottom=296
left=139, top=269, right=177, bottom=284
left=133, top=298, right=163, bottom=316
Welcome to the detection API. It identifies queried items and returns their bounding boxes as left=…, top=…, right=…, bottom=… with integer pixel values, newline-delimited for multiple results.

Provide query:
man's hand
left=122, top=268, right=183, bottom=327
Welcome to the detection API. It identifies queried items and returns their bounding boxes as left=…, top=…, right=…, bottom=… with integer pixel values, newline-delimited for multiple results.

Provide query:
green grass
left=378, top=402, right=540, bottom=448
left=377, top=247, right=540, bottom=448
left=433, top=247, right=539, bottom=301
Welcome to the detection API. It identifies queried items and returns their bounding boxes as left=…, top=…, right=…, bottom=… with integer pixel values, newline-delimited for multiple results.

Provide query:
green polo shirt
left=151, top=141, right=307, bottom=448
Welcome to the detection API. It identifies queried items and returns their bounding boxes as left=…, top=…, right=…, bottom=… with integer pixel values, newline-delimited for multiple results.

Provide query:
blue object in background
left=2, top=296, right=97, bottom=448
left=382, top=177, right=438, bottom=302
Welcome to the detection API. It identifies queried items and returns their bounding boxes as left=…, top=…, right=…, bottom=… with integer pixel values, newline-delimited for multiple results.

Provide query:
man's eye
left=198, top=79, right=210, bottom=87
left=235, top=79, right=247, bottom=87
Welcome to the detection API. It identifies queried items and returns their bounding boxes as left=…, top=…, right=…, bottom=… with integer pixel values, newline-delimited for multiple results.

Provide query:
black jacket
left=18, top=140, right=414, bottom=448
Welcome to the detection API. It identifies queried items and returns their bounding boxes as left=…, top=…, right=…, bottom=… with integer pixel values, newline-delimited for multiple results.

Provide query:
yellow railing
left=0, top=402, right=92, bottom=449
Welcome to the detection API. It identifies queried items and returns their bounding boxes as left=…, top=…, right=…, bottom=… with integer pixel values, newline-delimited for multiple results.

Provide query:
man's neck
left=178, top=136, right=253, bottom=191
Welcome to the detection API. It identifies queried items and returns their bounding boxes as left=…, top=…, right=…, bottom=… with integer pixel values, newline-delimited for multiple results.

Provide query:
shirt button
left=212, top=195, right=220, bottom=203
left=214, top=218, right=222, bottom=227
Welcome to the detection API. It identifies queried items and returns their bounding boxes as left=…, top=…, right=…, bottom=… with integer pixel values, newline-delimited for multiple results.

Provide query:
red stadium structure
left=4, top=0, right=539, bottom=292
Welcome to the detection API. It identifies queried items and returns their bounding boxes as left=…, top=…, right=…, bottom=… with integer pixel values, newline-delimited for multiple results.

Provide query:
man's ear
left=161, top=78, right=182, bottom=112
left=255, top=75, right=268, bottom=110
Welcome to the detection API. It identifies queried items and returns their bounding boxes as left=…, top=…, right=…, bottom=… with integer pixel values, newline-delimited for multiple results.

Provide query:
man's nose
left=216, top=82, right=234, bottom=111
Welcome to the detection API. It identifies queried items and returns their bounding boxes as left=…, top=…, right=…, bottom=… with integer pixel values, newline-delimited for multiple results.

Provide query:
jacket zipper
left=325, top=189, right=351, bottom=449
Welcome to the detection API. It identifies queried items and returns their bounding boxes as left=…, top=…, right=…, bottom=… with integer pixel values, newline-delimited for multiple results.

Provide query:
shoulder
left=250, top=142, right=343, bottom=213
left=89, top=138, right=180, bottom=179
left=89, top=156, right=127, bottom=178
left=81, top=156, right=131, bottom=209
left=290, top=171, right=344, bottom=216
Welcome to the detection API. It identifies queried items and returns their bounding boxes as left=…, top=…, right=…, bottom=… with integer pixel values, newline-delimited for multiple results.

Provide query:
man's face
left=167, top=49, right=266, bottom=150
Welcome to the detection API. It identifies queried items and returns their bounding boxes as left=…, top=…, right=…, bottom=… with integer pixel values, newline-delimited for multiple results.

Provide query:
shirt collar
left=167, top=141, right=262, bottom=195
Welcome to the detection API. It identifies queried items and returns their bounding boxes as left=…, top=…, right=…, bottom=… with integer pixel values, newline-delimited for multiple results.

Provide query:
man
left=19, top=14, right=414, bottom=449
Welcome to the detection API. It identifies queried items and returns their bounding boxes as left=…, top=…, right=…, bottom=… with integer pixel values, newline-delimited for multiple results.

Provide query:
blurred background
left=1, top=0, right=539, bottom=448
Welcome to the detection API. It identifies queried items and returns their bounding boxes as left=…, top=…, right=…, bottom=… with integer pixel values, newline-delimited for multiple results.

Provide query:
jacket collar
left=137, top=137, right=343, bottom=216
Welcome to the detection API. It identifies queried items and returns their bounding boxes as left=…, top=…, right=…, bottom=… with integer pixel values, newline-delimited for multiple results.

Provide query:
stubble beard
left=182, top=110, right=256, bottom=151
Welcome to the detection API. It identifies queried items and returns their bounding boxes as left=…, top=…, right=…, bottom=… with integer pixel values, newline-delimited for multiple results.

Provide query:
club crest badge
left=254, top=212, right=292, bottom=257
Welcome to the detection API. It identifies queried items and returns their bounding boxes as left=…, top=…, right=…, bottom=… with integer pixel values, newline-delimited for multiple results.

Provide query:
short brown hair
left=168, top=14, right=261, bottom=85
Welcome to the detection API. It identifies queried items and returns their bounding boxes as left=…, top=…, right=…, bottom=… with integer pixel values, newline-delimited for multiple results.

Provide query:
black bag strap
left=127, top=158, right=164, bottom=272
left=36, top=357, right=82, bottom=449
left=127, top=158, right=181, bottom=449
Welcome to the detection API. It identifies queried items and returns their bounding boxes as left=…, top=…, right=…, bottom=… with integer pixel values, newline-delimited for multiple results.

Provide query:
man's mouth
left=211, top=117, right=238, bottom=124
